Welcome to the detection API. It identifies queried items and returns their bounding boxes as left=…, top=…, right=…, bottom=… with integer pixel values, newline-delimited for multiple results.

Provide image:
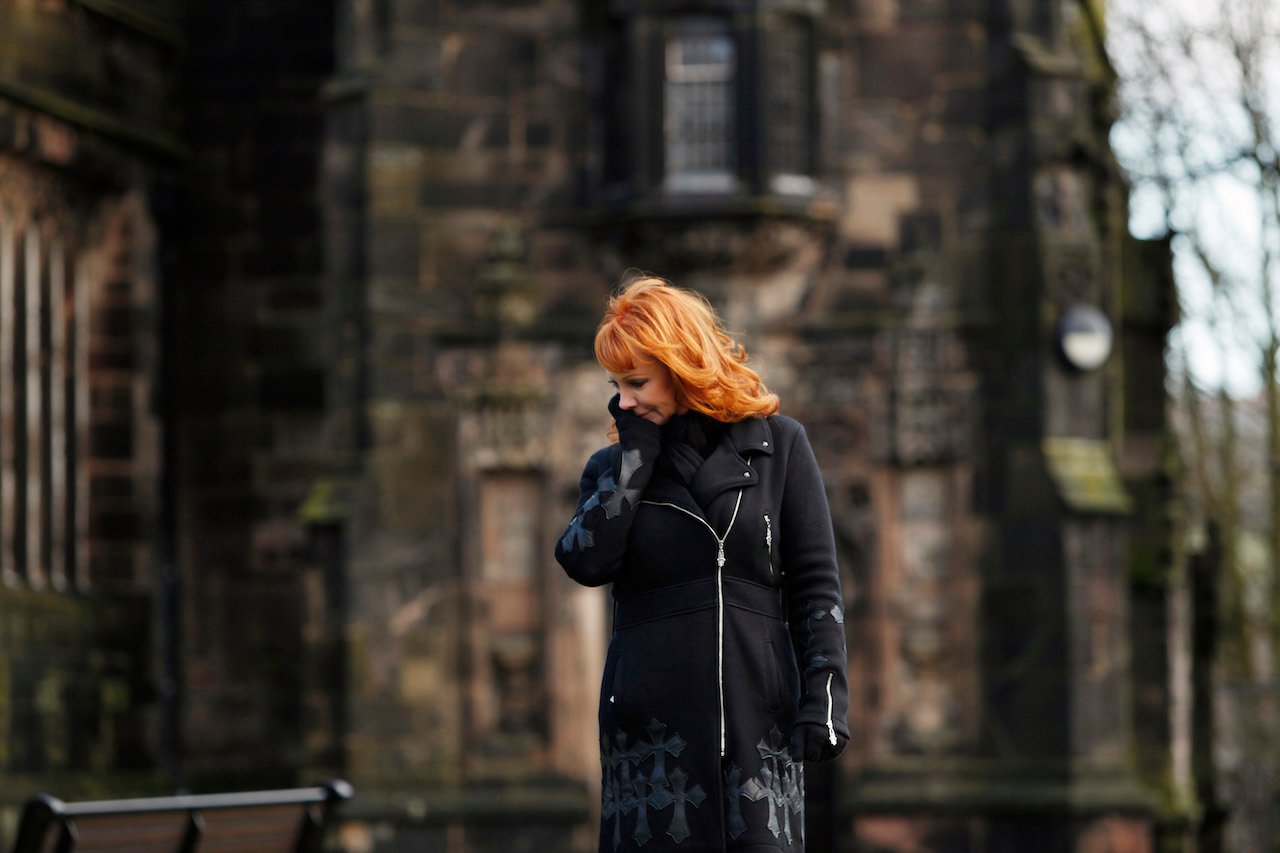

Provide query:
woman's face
left=608, top=361, right=687, bottom=425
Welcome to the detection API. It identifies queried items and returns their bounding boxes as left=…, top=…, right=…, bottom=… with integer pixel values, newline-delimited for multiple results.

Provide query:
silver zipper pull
left=717, top=542, right=725, bottom=568
left=825, top=672, right=838, bottom=745
left=764, top=514, right=772, bottom=553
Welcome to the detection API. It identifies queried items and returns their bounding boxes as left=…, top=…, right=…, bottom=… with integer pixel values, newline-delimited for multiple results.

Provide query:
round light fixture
left=1056, top=304, right=1113, bottom=372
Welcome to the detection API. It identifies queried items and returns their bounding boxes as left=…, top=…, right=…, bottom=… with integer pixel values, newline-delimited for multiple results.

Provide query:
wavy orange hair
left=594, top=276, right=780, bottom=422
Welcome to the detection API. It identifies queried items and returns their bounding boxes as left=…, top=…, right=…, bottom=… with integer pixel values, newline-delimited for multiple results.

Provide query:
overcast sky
left=1107, top=0, right=1280, bottom=399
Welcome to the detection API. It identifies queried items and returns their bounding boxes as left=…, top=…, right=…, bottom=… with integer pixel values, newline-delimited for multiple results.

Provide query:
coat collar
left=726, top=416, right=774, bottom=457
left=638, top=417, right=775, bottom=522
left=689, top=416, right=773, bottom=508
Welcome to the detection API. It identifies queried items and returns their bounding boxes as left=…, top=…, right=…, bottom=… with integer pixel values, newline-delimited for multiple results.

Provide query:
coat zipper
left=640, top=469, right=748, bottom=758
left=825, top=672, right=837, bottom=745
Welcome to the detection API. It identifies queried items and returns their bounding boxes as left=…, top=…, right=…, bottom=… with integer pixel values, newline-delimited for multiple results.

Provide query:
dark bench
left=9, top=780, right=353, bottom=853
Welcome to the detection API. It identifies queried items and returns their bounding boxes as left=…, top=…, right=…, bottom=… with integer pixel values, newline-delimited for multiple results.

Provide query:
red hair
left=594, top=277, right=780, bottom=422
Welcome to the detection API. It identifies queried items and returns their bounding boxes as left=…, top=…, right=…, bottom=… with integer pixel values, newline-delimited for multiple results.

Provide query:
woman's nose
left=618, top=391, right=637, bottom=409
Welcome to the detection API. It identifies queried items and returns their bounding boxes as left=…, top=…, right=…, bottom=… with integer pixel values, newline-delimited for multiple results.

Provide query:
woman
left=556, top=277, right=849, bottom=853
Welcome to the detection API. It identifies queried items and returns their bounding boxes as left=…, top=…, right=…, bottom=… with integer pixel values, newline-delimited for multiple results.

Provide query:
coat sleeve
left=554, top=430, right=661, bottom=587
left=780, top=422, right=850, bottom=745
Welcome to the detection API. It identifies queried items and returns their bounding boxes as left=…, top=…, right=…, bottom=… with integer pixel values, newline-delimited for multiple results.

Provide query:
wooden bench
left=9, top=780, right=353, bottom=853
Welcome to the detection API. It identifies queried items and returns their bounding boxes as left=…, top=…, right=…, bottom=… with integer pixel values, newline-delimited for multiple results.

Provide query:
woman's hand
left=608, top=393, right=662, bottom=452
left=790, top=721, right=848, bottom=764
left=555, top=396, right=664, bottom=587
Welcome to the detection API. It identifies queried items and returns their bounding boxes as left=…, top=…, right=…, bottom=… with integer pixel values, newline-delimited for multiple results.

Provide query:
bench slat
left=9, top=782, right=352, bottom=853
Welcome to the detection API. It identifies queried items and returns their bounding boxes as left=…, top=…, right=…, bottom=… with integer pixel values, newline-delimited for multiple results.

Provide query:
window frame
left=661, top=15, right=740, bottom=195
left=591, top=0, right=824, bottom=216
left=0, top=211, right=89, bottom=592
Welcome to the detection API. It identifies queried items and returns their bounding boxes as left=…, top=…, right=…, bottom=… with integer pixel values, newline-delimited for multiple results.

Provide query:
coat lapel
left=640, top=417, right=777, bottom=530
left=640, top=474, right=705, bottom=519
left=689, top=417, right=774, bottom=511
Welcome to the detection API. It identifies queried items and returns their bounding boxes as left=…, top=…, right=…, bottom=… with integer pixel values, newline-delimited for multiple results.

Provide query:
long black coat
left=556, top=414, right=849, bottom=853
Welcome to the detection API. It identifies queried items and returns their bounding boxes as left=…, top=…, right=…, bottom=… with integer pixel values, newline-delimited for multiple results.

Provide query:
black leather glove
left=790, top=721, right=847, bottom=764
left=608, top=394, right=662, bottom=455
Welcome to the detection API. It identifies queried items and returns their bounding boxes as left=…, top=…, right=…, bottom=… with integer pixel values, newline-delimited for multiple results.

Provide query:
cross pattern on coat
left=559, top=490, right=601, bottom=552
left=725, top=726, right=805, bottom=845
left=603, top=448, right=645, bottom=519
left=601, top=719, right=708, bottom=849
left=799, top=602, right=844, bottom=669
left=724, top=763, right=751, bottom=840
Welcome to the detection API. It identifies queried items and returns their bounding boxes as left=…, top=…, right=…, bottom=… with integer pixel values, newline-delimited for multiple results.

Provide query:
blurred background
left=0, top=0, right=1275, bottom=850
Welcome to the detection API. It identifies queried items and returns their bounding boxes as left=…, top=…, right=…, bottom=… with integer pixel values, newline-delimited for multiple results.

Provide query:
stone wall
left=0, top=0, right=176, bottom=837
left=315, top=0, right=1173, bottom=850
left=0, top=1, right=1183, bottom=850
left=0, top=586, right=152, bottom=805
left=175, top=0, right=342, bottom=787
left=328, top=3, right=602, bottom=849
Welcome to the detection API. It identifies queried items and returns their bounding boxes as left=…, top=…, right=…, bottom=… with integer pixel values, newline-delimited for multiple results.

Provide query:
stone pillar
left=974, top=6, right=1153, bottom=848
left=844, top=3, right=1161, bottom=849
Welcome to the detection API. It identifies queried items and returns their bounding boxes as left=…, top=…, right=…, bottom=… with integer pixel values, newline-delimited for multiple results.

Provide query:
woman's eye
left=628, top=380, right=646, bottom=389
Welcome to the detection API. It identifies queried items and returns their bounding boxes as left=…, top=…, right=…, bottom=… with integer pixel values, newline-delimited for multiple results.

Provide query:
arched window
left=589, top=1, right=822, bottom=214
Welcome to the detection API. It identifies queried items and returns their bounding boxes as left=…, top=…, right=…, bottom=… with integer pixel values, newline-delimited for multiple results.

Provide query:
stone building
left=0, top=0, right=179, bottom=821
left=0, top=0, right=1189, bottom=851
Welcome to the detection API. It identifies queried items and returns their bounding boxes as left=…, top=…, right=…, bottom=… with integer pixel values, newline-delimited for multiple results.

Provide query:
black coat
left=556, top=413, right=850, bottom=853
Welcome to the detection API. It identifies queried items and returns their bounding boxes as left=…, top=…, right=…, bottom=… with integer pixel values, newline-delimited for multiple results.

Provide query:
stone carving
left=1045, top=242, right=1099, bottom=304
left=605, top=219, right=825, bottom=276
left=890, top=327, right=971, bottom=465
left=458, top=383, right=549, bottom=471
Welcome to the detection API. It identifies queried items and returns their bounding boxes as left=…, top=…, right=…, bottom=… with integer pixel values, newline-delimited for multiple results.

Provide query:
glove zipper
left=825, top=672, right=837, bottom=746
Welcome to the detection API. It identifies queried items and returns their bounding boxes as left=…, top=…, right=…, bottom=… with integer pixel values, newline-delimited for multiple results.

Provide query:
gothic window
left=663, top=18, right=737, bottom=194
left=1, top=213, right=86, bottom=590
left=471, top=468, right=549, bottom=760
left=765, top=16, right=815, bottom=197
left=591, top=1, right=820, bottom=213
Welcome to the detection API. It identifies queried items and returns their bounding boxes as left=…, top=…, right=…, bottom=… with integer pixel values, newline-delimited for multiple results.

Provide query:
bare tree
left=1109, top=1, right=1280, bottom=848
left=1111, top=0, right=1280, bottom=670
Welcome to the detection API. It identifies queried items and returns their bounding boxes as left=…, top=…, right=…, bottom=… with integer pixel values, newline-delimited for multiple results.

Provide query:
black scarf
left=658, top=411, right=727, bottom=489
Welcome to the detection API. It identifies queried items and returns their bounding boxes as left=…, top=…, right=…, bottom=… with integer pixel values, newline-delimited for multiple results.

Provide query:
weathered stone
left=0, top=1, right=1179, bottom=850
left=841, top=173, right=919, bottom=244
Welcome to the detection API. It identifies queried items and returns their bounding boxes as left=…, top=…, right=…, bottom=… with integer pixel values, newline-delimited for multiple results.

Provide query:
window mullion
left=25, top=225, right=47, bottom=589
left=636, top=15, right=665, bottom=196
left=73, top=250, right=90, bottom=589
left=738, top=13, right=765, bottom=196
left=764, top=14, right=816, bottom=195
left=49, top=240, right=68, bottom=591
left=0, top=216, right=16, bottom=586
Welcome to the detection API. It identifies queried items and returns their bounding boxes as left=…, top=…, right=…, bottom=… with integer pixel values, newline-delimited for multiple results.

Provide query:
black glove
left=790, top=721, right=847, bottom=764
left=608, top=394, right=662, bottom=455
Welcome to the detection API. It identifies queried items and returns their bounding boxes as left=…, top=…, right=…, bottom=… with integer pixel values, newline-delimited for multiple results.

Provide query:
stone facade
left=0, top=0, right=178, bottom=837
left=0, top=0, right=1190, bottom=852
left=174, top=0, right=342, bottom=788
